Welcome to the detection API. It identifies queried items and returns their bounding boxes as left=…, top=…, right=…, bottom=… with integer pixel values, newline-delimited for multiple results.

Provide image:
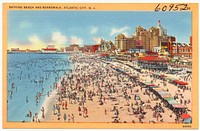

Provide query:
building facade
left=98, top=38, right=115, bottom=53
left=115, top=20, right=176, bottom=54
left=65, top=44, right=80, bottom=51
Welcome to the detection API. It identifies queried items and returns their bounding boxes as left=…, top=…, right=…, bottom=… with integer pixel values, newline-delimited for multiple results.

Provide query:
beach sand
left=37, top=54, right=192, bottom=123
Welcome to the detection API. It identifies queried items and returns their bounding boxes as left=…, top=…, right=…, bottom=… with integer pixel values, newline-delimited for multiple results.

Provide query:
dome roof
left=116, top=34, right=126, bottom=39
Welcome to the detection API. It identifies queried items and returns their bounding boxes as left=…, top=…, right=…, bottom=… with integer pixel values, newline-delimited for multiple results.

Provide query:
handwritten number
left=180, top=4, right=189, bottom=11
left=169, top=4, right=174, bottom=11
left=162, top=6, right=167, bottom=11
left=173, top=5, right=179, bottom=11
left=155, top=3, right=160, bottom=12
left=155, top=3, right=190, bottom=12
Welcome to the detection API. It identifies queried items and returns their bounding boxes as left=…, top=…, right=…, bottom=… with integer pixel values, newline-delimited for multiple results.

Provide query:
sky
left=8, top=11, right=191, bottom=50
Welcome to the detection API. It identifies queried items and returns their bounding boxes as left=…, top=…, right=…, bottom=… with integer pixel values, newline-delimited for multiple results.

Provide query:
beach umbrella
left=184, top=118, right=192, bottom=124
left=181, top=113, right=192, bottom=119
left=149, top=85, right=158, bottom=88
left=174, top=80, right=188, bottom=85
left=143, top=82, right=154, bottom=86
left=172, top=104, right=186, bottom=109
left=160, top=93, right=172, bottom=98
left=153, top=88, right=165, bottom=92
left=157, top=91, right=169, bottom=95
left=164, top=97, right=174, bottom=101
left=167, top=100, right=178, bottom=104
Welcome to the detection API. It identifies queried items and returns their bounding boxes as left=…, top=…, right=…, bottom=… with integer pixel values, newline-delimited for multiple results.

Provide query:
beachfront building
left=82, top=44, right=100, bottom=53
left=138, top=56, right=169, bottom=70
left=115, top=34, right=135, bottom=51
left=114, top=20, right=176, bottom=55
left=98, top=38, right=115, bottom=53
left=65, top=44, right=80, bottom=52
left=42, top=45, right=58, bottom=53
left=168, top=37, right=192, bottom=58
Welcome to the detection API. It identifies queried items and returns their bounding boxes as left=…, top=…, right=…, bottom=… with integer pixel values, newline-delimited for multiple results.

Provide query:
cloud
left=122, top=32, right=129, bottom=37
left=52, top=31, right=68, bottom=46
left=19, top=21, right=32, bottom=29
left=28, top=35, right=46, bottom=48
left=110, top=26, right=130, bottom=36
left=70, top=36, right=84, bottom=46
left=92, top=37, right=101, bottom=43
left=8, top=41, right=30, bottom=49
left=90, top=26, right=98, bottom=34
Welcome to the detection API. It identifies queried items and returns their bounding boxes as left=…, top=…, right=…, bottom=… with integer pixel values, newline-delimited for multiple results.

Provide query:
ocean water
left=7, top=53, right=72, bottom=122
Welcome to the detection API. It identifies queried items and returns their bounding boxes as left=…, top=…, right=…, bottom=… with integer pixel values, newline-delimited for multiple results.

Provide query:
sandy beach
left=36, top=53, right=192, bottom=123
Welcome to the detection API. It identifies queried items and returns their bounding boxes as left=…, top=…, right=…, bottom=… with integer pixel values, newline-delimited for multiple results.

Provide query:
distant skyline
left=8, top=11, right=191, bottom=50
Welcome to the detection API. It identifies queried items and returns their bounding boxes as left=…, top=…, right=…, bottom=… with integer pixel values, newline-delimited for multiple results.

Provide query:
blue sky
left=8, top=11, right=191, bottom=49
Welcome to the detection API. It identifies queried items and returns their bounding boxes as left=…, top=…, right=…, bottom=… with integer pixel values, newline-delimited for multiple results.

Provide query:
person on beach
left=10, top=90, right=13, bottom=99
left=26, top=96, right=28, bottom=103
left=32, top=116, right=35, bottom=122
left=78, top=106, right=82, bottom=116
left=105, top=109, right=107, bottom=115
left=68, top=115, right=71, bottom=122
left=65, top=100, right=68, bottom=109
left=29, top=110, right=32, bottom=118
left=62, top=100, right=65, bottom=110
left=71, top=114, right=74, bottom=122
left=63, top=113, right=67, bottom=122
left=41, top=107, right=45, bottom=118
left=35, top=113, right=38, bottom=122
left=52, top=105, right=56, bottom=115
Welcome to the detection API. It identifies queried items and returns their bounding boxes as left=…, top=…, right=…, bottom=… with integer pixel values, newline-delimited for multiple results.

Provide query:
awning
left=160, top=93, right=172, bottom=98
left=181, top=113, right=192, bottom=119
left=172, top=103, right=186, bottom=109
left=164, top=97, right=174, bottom=101
left=139, top=56, right=168, bottom=62
left=143, top=82, right=155, bottom=86
left=157, top=91, right=169, bottom=95
left=167, top=100, right=178, bottom=104
left=184, top=118, right=192, bottom=124
left=167, top=77, right=177, bottom=81
left=153, top=88, right=165, bottom=92
left=174, top=80, right=188, bottom=85
left=149, top=85, right=158, bottom=88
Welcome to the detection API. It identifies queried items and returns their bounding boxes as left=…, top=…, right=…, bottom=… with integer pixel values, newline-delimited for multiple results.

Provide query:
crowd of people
left=38, top=53, right=192, bottom=123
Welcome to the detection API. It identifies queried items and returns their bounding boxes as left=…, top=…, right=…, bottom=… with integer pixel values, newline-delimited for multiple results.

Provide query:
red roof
left=43, top=48, right=57, bottom=51
left=139, top=56, right=168, bottom=62
left=181, top=114, right=191, bottom=119
left=174, top=80, right=188, bottom=85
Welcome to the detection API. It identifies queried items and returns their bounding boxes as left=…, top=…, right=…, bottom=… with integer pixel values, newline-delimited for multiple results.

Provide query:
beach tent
left=171, top=103, right=186, bottom=109
left=149, top=85, right=158, bottom=88
left=174, top=80, right=188, bottom=85
left=143, top=82, right=155, bottom=86
left=167, top=99, right=178, bottom=105
left=153, top=88, right=165, bottom=92
left=167, top=77, right=177, bottom=81
left=181, top=114, right=192, bottom=124
left=184, top=118, right=192, bottom=124
left=181, top=113, right=192, bottom=119
left=164, top=97, right=174, bottom=101
left=157, top=91, right=169, bottom=95
left=160, top=93, right=172, bottom=98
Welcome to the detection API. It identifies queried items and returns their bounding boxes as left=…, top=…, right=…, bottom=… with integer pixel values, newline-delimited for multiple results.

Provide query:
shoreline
left=38, top=89, right=57, bottom=121
left=33, top=54, right=191, bottom=123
